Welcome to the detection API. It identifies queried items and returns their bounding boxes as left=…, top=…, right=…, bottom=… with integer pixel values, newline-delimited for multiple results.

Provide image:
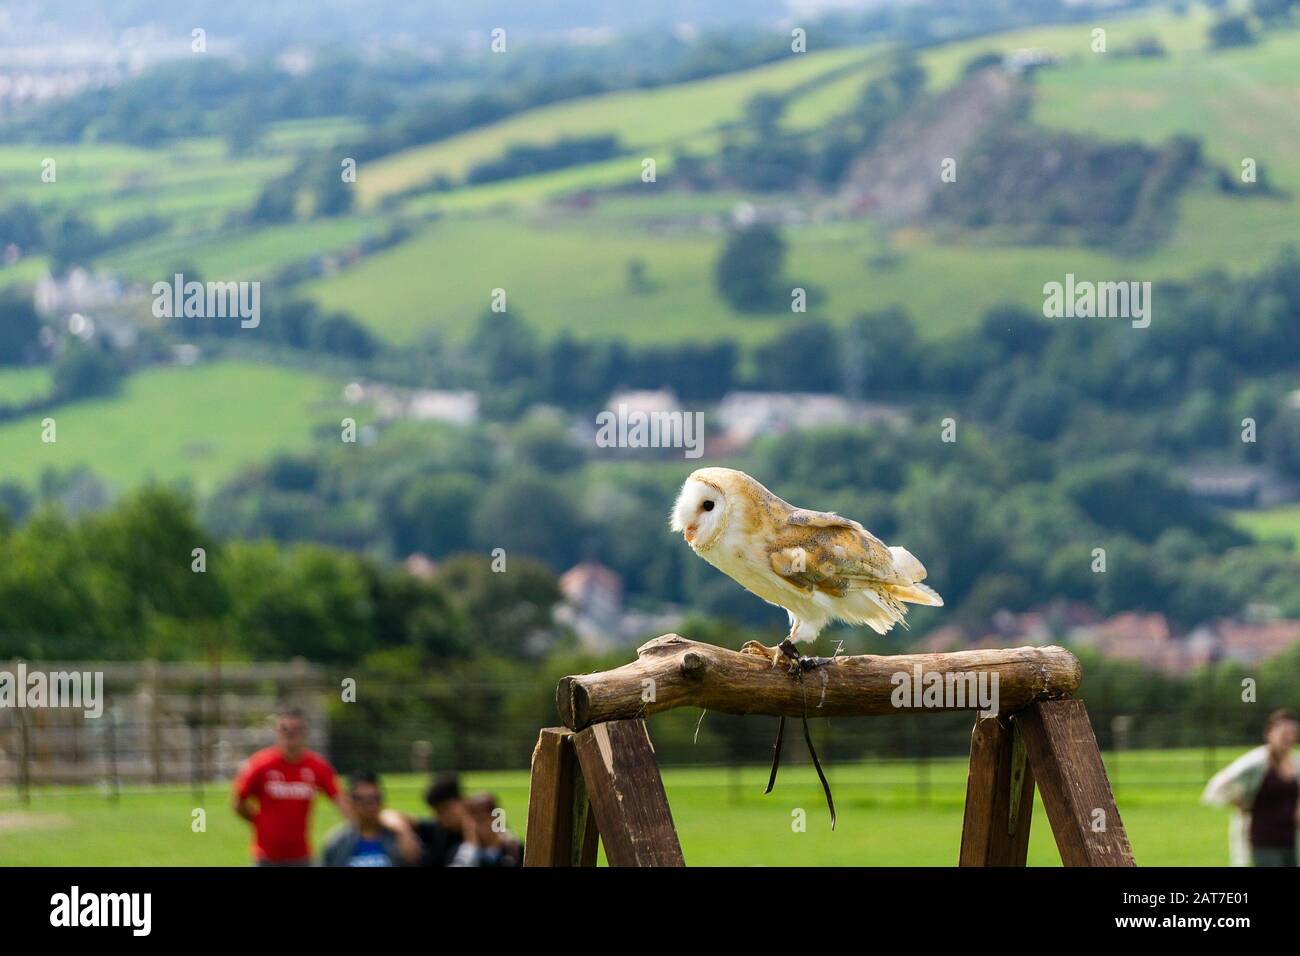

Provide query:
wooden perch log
left=556, top=634, right=1082, bottom=731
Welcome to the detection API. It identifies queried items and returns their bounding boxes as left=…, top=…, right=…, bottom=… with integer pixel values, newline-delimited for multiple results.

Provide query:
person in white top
left=1201, top=708, right=1299, bottom=866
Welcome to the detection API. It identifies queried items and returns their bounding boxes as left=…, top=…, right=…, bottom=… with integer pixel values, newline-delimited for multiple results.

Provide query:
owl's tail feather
left=890, top=581, right=944, bottom=606
left=889, top=545, right=928, bottom=580
left=887, top=546, right=943, bottom=606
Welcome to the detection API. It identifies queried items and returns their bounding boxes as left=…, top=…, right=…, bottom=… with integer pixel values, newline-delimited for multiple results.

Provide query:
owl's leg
left=774, top=619, right=802, bottom=670
left=777, top=621, right=839, bottom=674
left=781, top=640, right=828, bottom=677
left=780, top=642, right=837, bottom=673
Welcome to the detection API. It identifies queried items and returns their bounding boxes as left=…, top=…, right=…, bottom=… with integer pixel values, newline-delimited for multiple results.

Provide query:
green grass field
left=0, top=256, right=51, bottom=291
left=0, top=749, right=1235, bottom=866
left=0, top=138, right=294, bottom=232
left=0, top=114, right=358, bottom=240
left=0, top=360, right=364, bottom=494
left=1034, top=27, right=1300, bottom=191
left=1234, top=505, right=1300, bottom=551
left=0, top=367, right=53, bottom=406
left=96, top=215, right=388, bottom=283
left=306, top=176, right=1292, bottom=348
left=356, top=46, right=882, bottom=207
left=918, top=5, right=1214, bottom=91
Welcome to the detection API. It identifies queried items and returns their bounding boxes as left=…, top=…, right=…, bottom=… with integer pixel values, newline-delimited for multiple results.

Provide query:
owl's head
left=670, top=467, right=754, bottom=552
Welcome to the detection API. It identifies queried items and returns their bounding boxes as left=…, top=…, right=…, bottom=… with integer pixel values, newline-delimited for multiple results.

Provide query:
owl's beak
left=683, top=525, right=697, bottom=544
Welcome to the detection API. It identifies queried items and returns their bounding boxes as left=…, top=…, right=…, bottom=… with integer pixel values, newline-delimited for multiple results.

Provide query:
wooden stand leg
left=1014, top=699, right=1135, bottom=867
left=959, top=716, right=1035, bottom=866
left=571, top=719, right=684, bottom=867
left=523, top=727, right=599, bottom=867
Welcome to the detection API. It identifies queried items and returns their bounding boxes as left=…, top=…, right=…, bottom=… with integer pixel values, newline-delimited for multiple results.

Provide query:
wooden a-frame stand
left=523, top=635, right=1134, bottom=867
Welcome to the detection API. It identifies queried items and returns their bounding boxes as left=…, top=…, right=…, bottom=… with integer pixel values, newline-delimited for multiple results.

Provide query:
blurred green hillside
left=1, top=0, right=1298, bottom=663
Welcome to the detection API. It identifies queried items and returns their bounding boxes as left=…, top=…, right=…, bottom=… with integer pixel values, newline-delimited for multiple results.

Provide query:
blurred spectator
left=232, top=707, right=351, bottom=866
left=449, top=793, right=523, bottom=867
left=322, top=771, right=422, bottom=867
left=1202, top=708, right=1299, bottom=866
left=413, top=774, right=466, bottom=866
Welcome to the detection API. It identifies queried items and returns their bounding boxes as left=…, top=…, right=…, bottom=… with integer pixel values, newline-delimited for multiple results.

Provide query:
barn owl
left=671, top=466, right=942, bottom=671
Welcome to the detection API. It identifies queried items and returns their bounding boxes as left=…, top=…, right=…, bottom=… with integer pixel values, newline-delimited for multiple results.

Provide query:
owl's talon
left=778, top=638, right=804, bottom=677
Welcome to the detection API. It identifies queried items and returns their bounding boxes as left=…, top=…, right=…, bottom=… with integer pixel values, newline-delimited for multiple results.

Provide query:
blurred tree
left=469, top=472, right=583, bottom=571
left=386, top=473, right=477, bottom=558
left=0, top=289, right=42, bottom=365
left=509, top=415, right=584, bottom=473
left=52, top=340, right=121, bottom=400
left=1208, top=14, right=1255, bottom=48
left=751, top=320, right=840, bottom=391
left=1265, top=406, right=1300, bottom=479
left=714, top=223, right=786, bottom=312
left=435, top=553, right=560, bottom=658
left=223, top=541, right=375, bottom=663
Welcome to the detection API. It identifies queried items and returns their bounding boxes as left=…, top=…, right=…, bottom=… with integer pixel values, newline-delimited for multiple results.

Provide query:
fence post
left=189, top=705, right=204, bottom=803
left=915, top=719, right=930, bottom=808
left=144, top=659, right=162, bottom=785
left=17, top=706, right=30, bottom=806
left=106, top=706, right=120, bottom=804
left=205, top=646, right=222, bottom=788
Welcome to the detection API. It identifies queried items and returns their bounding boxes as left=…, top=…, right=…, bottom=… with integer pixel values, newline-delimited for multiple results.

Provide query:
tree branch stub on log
left=556, top=634, right=1083, bottom=731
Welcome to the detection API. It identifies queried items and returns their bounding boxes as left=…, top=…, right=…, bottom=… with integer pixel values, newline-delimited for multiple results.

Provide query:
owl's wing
left=768, top=518, right=901, bottom=595
left=785, top=508, right=864, bottom=531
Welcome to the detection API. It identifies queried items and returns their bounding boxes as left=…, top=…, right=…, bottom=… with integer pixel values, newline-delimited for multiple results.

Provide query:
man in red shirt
left=232, top=707, right=352, bottom=866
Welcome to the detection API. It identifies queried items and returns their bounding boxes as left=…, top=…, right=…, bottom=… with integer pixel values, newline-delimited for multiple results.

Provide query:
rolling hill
left=1, top=2, right=1298, bottom=501
left=0, top=361, right=362, bottom=493
left=297, top=5, right=1300, bottom=345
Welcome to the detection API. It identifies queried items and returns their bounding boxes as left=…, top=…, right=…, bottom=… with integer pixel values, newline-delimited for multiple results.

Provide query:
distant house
left=715, top=391, right=908, bottom=448
left=1070, top=612, right=1299, bottom=674
left=555, top=562, right=682, bottom=653
left=343, top=382, right=479, bottom=427
left=1189, top=619, right=1300, bottom=667
left=34, top=268, right=127, bottom=318
left=406, top=390, right=480, bottom=426
left=1068, top=612, right=1199, bottom=673
left=32, top=268, right=144, bottom=350
left=556, top=562, right=625, bottom=654
left=171, top=343, right=201, bottom=366
left=730, top=201, right=805, bottom=228
left=577, top=388, right=703, bottom=460
left=560, top=562, right=622, bottom=623
left=403, top=553, right=438, bottom=582
left=606, top=388, right=681, bottom=418
left=917, top=604, right=1300, bottom=675
left=1002, top=48, right=1058, bottom=75
left=1182, top=464, right=1297, bottom=509
left=914, top=600, right=1096, bottom=652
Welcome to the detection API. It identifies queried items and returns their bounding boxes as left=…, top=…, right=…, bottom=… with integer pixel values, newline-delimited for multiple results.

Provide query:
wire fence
left=0, top=657, right=1287, bottom=807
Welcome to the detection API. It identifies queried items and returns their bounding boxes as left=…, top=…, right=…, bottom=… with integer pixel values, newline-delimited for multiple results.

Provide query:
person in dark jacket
left=413, top=774, right=467, bottom=866
left=321, top=771, right=422, bottom=867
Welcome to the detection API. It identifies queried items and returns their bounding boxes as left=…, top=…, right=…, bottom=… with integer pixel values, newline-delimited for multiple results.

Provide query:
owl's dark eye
left=701, top=500, right=715, bottom=512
